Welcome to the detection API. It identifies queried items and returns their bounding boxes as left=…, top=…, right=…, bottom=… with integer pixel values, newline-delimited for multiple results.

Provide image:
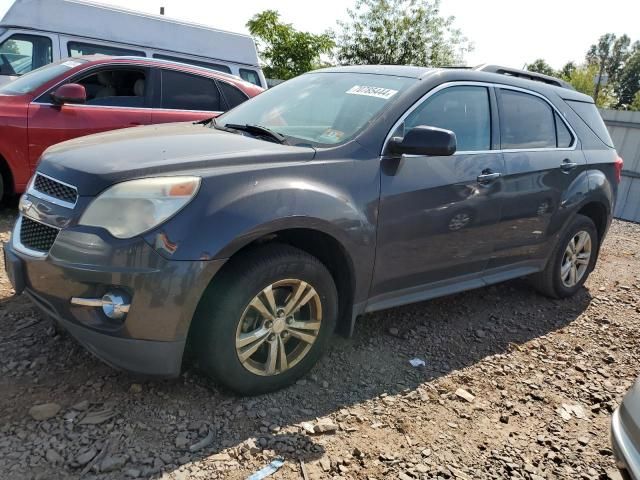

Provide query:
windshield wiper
left=223, top=123, right=289, bottom=145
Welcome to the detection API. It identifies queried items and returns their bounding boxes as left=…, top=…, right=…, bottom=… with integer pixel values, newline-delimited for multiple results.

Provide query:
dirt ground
left=0, top=206, right=639, bottom=480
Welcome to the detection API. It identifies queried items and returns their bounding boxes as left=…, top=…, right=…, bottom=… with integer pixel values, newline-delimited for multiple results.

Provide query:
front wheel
left=193, top=244, right=338, bottom=395
left=530, top=214, right=599, bottom=298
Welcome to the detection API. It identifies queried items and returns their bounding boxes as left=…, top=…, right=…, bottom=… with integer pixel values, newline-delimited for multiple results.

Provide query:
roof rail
left=473, top=64, right=574, bottom=90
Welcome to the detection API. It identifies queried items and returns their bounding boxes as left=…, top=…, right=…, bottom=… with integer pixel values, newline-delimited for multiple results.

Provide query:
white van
left=0, top=0, right=266, bottom=87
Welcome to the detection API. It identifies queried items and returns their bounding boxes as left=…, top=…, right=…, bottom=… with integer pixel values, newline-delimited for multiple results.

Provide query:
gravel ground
left=0, top=206, right=639, bottom=480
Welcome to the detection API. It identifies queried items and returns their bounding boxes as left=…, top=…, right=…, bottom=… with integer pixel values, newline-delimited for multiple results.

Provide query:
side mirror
left=388, top=125, right=457, bottom=156
left=51, top=83, right=86, bottom=105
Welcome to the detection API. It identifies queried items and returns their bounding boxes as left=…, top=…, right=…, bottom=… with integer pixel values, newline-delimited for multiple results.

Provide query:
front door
left=371, top=84, right=505, bottom=306
left=27, top=66, right=152, bottom=169
left=487, top=87, right=586, bottom=270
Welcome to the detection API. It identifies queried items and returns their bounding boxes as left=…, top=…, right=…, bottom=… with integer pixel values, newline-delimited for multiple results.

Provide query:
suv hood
left=37, top=122, right=316, bottom=196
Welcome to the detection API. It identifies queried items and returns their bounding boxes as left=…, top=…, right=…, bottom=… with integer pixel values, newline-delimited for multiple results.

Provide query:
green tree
left=586, top=33, right=631, bottom=103
left=616, top=42, right=640, bottom=108
left=335, top=0, right=472, bottom=66
left=630, top=91, right=640, bottom=111
left=247, top=10, right=334, bottom=80
left=566, top=63, right=616, bottom=108
left=525, top=59, right=557, bottom=77
left=560, top=62, right=576, bottom=80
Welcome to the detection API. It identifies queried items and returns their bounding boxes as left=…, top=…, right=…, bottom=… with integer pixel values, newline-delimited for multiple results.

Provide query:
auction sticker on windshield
left=346, top=85, right=398, bottom=100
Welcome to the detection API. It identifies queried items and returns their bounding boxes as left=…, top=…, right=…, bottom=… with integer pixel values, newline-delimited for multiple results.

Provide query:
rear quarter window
left=565, top=100, right=613, bottom=147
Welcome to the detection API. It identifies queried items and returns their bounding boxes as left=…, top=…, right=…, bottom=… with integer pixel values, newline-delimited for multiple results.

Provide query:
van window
left=68, top=41, right=144, bottom=58
left=152, top=54, right=231, bottom=74
left=239, top=68, right=261, bottom=87
left=217, top=81, right=249, bottom=109
left=160, top=69, right=222, bottom=111
left=499, top=89, right=556, bottom=149
left=404, top=86, right=491, bottom=152
left=76, top=68, right=148, bottom=107
left=0, top=34, right=52, bottom=75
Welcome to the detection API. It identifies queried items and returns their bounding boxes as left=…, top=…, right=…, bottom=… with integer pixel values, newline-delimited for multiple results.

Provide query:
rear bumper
left=612, top=407, right=640, bottom=480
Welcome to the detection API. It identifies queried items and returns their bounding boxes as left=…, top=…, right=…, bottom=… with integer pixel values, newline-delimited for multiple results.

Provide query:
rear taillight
left=614, top=155, right=624, bottom=184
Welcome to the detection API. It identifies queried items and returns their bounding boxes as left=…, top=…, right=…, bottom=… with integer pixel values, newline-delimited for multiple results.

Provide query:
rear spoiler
left=473, top=64, right=575, bottom=90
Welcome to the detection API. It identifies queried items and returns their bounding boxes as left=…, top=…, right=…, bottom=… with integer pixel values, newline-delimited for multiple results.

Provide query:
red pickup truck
left=0, top=55, right=263, bottom=199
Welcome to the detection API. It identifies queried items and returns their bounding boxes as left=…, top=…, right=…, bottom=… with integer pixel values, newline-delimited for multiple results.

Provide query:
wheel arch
left=199, top=222, right=359, bottom=338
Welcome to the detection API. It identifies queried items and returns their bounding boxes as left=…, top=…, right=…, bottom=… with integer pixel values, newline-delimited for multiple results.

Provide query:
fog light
left=70, top=292, right=130, bottom=320
left=101, top=293, right=130, bottom=320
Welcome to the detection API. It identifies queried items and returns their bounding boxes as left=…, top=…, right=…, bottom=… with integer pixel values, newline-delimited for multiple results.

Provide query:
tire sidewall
left=197, top=249, right=337, bottom=395
left=552, top=216, right=599, bottom=297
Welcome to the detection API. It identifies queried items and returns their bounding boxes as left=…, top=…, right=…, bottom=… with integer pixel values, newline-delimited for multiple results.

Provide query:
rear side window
left=0, top=34, right=52, bottom=75
left=404, top=85, right=491, bottom=151
left=499, top=89, right=556, bottom=149
left=555, top=112, right=573, bottom=148
left=160, top=69, right=222, bottom=111
left=240, top=68, right=261, bottom=87
left=566, top=100, right=614, bottom=147
left=217, top=81, right=248, bottom=109
left=153, top=54, right=231, bottom=74
left=68, top=41, right=144, bottom=58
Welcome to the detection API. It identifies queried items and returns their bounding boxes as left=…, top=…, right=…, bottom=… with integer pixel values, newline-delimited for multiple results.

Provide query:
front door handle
left=477, top=171, right=501, bottom=185
left=560, top=159, right=578, bottom=173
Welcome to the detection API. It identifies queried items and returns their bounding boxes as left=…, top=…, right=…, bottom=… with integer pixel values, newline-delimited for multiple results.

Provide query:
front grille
left=33, top=174, right=78, bottom=205
left=20, top=217, right=59, bottom=253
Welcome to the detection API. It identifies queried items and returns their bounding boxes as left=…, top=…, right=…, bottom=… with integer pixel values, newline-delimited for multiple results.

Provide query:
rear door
left=27, top=65, right=152, bottom=169
left=151, top=68, right=226, bottom=124
left=486, top=87, right=585, bottom=271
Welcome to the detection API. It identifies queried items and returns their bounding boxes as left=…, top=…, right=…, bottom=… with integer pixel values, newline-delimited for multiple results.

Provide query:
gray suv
left=3, top=65, right=623, bottom=394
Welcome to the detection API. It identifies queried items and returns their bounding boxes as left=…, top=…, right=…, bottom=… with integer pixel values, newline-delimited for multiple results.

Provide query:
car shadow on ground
left=0, top=207, right=594, bottom=478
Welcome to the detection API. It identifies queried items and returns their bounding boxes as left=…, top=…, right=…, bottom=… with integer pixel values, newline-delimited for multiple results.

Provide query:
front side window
left=160, top=69, right=222, bottom=111
left=239, top=68, right=261, bottom=87
left=217, top=72, right=416, bottom=147
left=74, top=68, right=148, bottom=107
left=68, top=41, right=144, bottom=58
left=0, top=34, right=52, bottom=75
left=499, top=89, right=556, bottom=149
left=404, top=86, right=491, bottom=152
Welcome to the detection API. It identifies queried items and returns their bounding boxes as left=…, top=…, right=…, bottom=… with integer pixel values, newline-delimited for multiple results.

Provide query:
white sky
left=0, top=0, right=638, bottom=70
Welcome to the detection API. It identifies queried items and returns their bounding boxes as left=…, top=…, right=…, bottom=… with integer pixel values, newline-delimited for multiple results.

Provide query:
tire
left=530, top=214, right=599, bottom=298
left=193, top=243, right=338, bottom=395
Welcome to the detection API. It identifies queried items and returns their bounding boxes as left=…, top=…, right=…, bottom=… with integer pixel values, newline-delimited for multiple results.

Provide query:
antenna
left=160, top=6, right=165, bottom=15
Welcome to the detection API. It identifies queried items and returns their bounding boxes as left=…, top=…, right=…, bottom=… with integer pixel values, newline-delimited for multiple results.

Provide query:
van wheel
left=193, top=244, right=337, bottom=395
left=530, top=214, right=599, bottom=298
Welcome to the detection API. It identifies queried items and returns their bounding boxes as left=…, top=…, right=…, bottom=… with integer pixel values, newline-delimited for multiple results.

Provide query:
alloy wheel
left=235, top=279, right=322, bottom=376
left=560, top=230, right=592, bottom=288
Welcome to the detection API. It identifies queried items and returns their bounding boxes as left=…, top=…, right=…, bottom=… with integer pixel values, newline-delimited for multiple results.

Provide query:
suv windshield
left=216, top=72, right=416, bottom=146
left=0, top=58, right=88, bottom=95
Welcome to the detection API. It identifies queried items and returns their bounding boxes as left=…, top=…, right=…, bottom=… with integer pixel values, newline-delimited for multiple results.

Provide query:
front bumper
left=4, top=219, right=225, bottom=377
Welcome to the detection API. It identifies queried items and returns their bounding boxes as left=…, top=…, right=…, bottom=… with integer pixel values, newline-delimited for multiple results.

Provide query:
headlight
left=79, top=177, right=201, bottom=239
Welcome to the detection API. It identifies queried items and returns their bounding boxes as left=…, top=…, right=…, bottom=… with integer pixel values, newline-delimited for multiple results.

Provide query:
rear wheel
left=530, top=214, right=599, bottom=298
left=193, top=244, right=337, bottom=395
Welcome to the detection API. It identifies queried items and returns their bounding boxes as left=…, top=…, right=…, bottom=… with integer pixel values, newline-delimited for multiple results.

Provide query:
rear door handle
left=477, top=171, right=501, bottom=185
left=560, top=159, right=578, bottom=173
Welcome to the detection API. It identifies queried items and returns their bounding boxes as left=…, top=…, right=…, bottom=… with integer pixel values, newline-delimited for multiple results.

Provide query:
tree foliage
left=335, top=0, right=472, bottom=67
left=525, top=59, right=557, bottom=77
left=616, top=42, right=640, bottom=108
left=247, top=10, right=334, bottom=80
left=586, top=33, right=632, bottom=104
left=566, top=64, right=616, bottom=108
